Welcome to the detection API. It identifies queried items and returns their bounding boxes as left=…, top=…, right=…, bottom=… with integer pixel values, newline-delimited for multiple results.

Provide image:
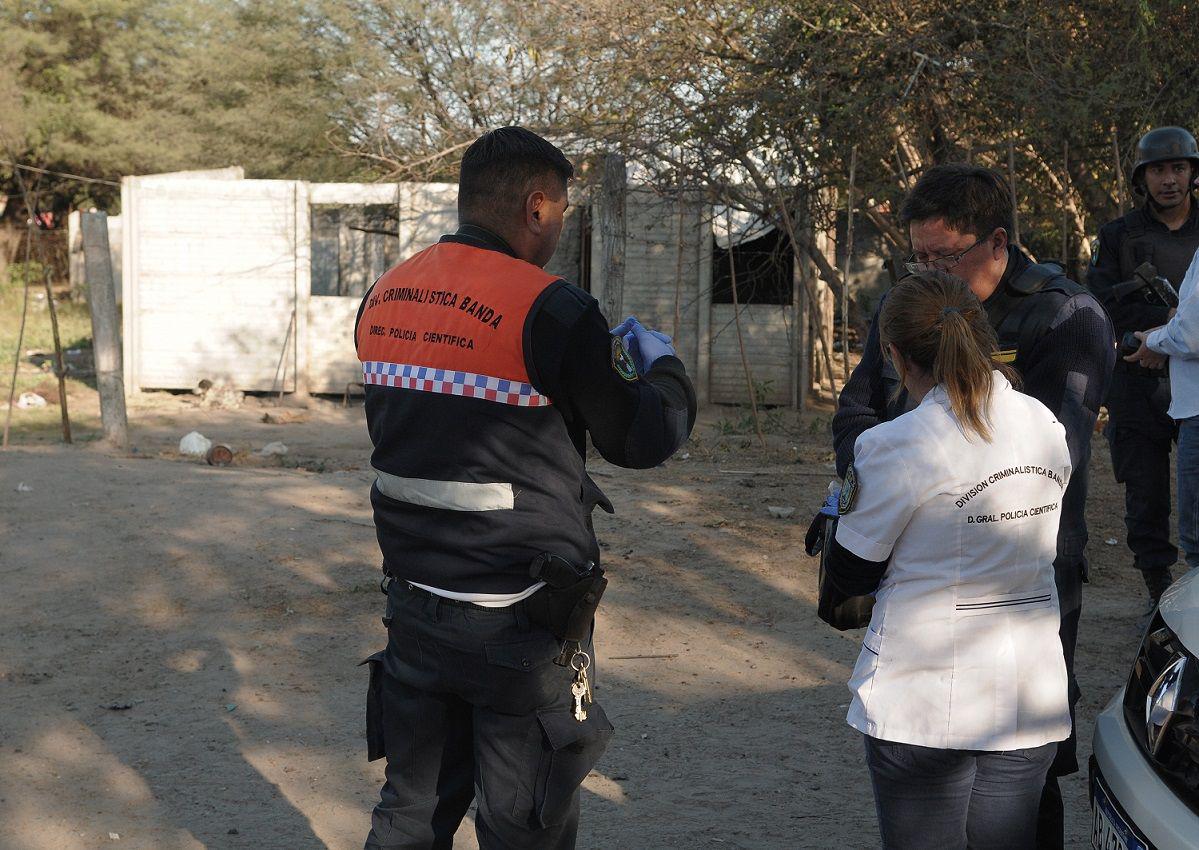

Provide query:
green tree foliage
left=0, top=0, right=358, bottom=210
left=2, top=0, right=1197, bottom=293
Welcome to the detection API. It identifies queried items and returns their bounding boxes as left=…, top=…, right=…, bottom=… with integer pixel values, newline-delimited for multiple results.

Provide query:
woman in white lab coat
left=822, top=270, right=1073, bottom=849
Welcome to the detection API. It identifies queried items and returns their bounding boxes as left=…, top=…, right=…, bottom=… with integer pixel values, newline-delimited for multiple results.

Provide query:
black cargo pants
left=1105, top=368, right=1178, bottom=572
left=362, top=582, right=612, bottom=850
left=1035, top=554, right=1084, bottom=850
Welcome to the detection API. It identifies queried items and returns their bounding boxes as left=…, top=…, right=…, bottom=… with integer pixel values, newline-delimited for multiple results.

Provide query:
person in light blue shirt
left=1126, top=244, right=1199, bottom=573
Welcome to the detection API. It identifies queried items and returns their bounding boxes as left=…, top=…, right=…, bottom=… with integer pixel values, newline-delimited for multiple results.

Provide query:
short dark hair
left=900, top=164, right=1014, bottom=239
left=458, top=127, right=574, bottom=224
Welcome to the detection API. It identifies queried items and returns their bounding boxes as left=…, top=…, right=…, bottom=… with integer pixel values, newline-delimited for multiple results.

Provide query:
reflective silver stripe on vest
left=373, top=467, right=514, bottom=512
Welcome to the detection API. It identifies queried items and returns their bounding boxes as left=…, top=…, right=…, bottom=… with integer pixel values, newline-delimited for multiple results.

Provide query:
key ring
left=570, top=650, right=591, bottom=672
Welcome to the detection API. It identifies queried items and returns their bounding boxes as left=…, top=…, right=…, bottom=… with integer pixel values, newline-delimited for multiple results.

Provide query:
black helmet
left=1132, top=126, right=1199, bottom=192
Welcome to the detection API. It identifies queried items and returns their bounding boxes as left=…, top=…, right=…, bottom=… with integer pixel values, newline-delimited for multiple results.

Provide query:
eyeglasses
left=904, top=232, right=992, bottom=275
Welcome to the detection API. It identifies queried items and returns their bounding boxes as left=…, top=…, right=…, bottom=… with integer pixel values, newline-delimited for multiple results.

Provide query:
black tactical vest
left=984, top=263, right=1084, bottom=376
left=879, top=262, right=1081, bottom=416
left=1118, top=208, right=1199, bottom=287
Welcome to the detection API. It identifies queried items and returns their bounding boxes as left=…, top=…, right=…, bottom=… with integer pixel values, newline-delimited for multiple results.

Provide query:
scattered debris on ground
left=178, top=431, right=212, bottom=456
left=15, top=392, right=47, bottom=409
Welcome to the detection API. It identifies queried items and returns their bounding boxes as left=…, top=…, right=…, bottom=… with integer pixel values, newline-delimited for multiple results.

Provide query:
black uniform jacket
left=1087, top=200, right=1199, bottom=336
left=357, top=225, right=697, bottom=593
left=831, top=247, right=1114, bottom=561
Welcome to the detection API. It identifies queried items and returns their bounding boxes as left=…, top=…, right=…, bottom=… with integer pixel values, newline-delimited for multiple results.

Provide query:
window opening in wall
left=310, top=204, right=399, bottom=297
left=711, top=227, right=793, bottom=305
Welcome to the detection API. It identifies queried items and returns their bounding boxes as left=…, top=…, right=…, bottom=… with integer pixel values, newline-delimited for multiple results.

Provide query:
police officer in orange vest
left=356, top=127, right=696, bottom=849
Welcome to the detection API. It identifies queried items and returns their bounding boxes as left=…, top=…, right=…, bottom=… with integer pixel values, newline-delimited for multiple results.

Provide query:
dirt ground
left=0, top=390, right=1159, bottom=849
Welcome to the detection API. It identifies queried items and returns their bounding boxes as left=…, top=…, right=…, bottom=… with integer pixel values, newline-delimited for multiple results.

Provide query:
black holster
left=524, top=553, right=607, bottom=646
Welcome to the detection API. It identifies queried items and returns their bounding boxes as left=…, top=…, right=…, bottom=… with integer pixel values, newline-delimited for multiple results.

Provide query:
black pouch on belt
left=806, top=513, right=874, bottom=631
left=524, top=553, right=608, bottom=645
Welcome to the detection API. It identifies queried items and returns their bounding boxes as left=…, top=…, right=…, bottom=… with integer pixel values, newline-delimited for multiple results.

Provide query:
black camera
left=1118, top=330, right=1143, bottom=359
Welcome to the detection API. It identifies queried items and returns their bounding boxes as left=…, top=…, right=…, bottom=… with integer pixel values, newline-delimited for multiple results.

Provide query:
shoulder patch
left=611, top=336, right=639, bottom=381
left=838, top=464, right=859, bottom=515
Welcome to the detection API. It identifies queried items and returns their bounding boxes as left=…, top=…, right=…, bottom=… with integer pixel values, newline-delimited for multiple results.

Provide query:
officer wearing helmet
left=1087, top=126, right=1199, bottom=609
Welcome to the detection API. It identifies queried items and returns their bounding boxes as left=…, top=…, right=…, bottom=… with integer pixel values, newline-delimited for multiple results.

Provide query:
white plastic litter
left=15, top=392, right=47, bottom=409
left=179, top=431, right=213, bottom=456
left=15, top=482, right=32, bottom=493
left=767, top=505, right=796, bottom=519
left=1104, top=538, right=1119, bottom=546
left=259, top=441, right=289, bottom=456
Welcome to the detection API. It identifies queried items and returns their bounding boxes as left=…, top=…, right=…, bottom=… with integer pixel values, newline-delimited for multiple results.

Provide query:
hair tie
left=940, top=306, right=961, bottom=317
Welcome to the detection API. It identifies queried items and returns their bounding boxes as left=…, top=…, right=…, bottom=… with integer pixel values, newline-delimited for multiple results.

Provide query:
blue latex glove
left=610, top=316, right=639, bottom=337
left=818, top=491, right=839, bottom=519
left=622, top=328, right=673, bottom=358
left=611, top=316, right=672, bottom=349
left=610, top=317, right=675, bottom=374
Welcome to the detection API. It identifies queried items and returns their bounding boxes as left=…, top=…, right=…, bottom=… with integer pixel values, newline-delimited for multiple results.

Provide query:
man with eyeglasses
left=1086, top=127, right=1199, bottom=611
left=830, top=163, right=1114, bottom=850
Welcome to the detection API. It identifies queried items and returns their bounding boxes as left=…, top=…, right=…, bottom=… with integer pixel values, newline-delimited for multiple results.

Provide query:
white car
left=1091, top=567, right=1199, bottom=850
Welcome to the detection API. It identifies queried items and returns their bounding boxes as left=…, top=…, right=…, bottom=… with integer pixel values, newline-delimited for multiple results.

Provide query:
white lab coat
left=835, top=371, right=1073, bottom=751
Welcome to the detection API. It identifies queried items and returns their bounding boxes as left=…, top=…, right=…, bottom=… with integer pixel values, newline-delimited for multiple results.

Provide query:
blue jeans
left=1177, top=416, right=1199, bottom=570
left=864, top=736, right=1057, bottom=850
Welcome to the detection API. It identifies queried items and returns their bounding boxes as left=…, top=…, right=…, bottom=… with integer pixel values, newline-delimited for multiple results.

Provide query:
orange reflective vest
left=355, top=237, right=594, bottom=593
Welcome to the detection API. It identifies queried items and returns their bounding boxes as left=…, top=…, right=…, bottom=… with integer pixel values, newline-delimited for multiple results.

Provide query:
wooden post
left=599, top=153, right=627, bottom=323
left=81, top=212, right=129, bottom=448
left=1007, top=142, right=1021, bottom=247
left=2, top=219, right=34, bottom=450
left=726, top=211, right=766, bottom=450
left=7, top=161, right=71, bottom=443
left=842, top=147, right=856, bottom=385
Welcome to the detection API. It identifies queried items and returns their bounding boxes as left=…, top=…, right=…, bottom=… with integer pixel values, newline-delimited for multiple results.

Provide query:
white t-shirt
left=834, top=371, right=1073, bottom=751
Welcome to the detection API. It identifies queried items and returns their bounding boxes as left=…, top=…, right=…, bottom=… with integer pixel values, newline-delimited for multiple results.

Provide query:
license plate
left=1091, top=772, right=1149, bottom=850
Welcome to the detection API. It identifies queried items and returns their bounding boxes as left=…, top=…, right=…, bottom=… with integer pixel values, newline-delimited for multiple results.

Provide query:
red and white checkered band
left=361, top=361, right=552, bottom=408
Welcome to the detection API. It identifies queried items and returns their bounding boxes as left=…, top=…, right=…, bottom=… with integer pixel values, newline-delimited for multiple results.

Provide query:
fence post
left=599, top=153, right=627, bottom=323
left=81, top=211, right=129, bottom=448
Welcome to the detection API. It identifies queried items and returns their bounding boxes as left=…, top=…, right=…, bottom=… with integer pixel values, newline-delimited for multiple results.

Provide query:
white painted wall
left=304, top=182, right=457, bottom=394
left=399, top=183, right=458, bottom=258
left=122, top=176, right=299, bottom=392
left=121, top=172, right=801, bottom=403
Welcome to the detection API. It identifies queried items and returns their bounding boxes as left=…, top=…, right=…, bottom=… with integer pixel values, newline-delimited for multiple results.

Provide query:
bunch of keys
left=569, top=649, right=593, bottom=722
